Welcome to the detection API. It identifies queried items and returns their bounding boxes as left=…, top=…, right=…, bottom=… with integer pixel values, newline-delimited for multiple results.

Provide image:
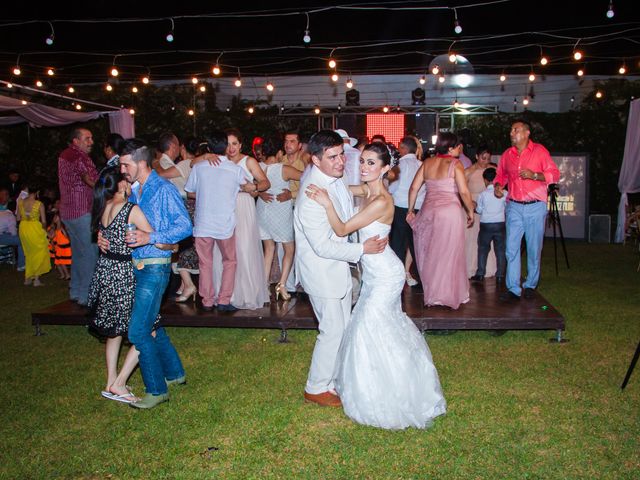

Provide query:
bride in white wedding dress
left=305, top=142, right=446, bottom=430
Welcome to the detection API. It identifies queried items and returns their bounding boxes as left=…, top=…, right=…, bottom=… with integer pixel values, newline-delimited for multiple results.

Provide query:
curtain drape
left=615, top=99, right=640, bottom=242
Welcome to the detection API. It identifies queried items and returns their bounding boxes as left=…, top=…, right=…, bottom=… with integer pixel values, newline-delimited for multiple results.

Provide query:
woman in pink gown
left=407, top=133, right=475, bottom=309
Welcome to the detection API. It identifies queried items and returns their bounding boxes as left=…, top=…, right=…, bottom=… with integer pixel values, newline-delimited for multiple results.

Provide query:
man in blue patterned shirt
left=119, top=138, right=192, bottom=409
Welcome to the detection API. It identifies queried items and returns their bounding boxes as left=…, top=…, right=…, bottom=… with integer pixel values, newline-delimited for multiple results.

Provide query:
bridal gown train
left=334, top=221, right=447, bottom=430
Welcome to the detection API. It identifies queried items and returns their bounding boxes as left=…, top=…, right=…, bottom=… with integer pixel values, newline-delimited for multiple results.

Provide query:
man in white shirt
left=185, top=131, right=251, bottom=312
left=0, top=187, right=24, bottom=269
left=471, top=167, right=506, bottom=282
left=388, top=136, right=425, bottom=285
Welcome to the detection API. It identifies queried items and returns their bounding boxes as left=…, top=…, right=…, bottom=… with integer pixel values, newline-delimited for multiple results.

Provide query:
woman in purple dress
left=407, top=132, right=475, bottom=309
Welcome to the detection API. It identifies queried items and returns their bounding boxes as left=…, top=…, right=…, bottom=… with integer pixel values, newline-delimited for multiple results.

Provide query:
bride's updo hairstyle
left=434, top=132, right=459, bottom=155
left=363, top=142, right=391, bottom=166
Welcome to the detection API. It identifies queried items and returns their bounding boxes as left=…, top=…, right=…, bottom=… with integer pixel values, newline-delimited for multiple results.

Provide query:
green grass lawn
left=1, top=241, right=639, bottom=479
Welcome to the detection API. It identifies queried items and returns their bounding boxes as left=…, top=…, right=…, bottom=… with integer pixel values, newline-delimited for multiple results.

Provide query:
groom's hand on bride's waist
left=363, top=235, right=388, bottom=254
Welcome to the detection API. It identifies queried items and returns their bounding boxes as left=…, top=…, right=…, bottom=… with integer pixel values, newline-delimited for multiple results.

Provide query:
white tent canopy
left=615, top=98, right=640, bottom=242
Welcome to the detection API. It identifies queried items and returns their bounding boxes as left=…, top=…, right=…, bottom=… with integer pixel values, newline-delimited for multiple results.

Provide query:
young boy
left=470, top=167, right=507, bottom=283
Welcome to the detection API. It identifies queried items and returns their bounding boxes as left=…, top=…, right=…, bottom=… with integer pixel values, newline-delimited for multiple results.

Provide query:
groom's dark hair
left=308, top=130, right=343, bottom=159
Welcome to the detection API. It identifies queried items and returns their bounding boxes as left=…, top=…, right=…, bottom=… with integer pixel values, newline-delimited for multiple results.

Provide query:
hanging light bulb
left=248, top=106, right=254, bottom=114
left=106, top=84, right=113, bottom=92
left=129, top=108, right=135, bottom=115
left=449, top=53, right=457, bottom=63
left=303, top=13, right=311, bottom=44
left=132, top=86, right=138, bottom=93
left=382, top=105, right=389, bottom=113
left=606, top=1, right=615, bottom=18
left=212, top=64, right=221, bottom=76
left=234, top=78, right=242, bottom=88
left=570, top=96, right=575, bottom=103
left=314, top=106, right=320, bottom=115
left=438, top=75, right=445, bottom=84
left=328, top=58, right=336, bottom=69
left=573, top=50, right=583, bottom=61
left=45, top=22, right=55, bottom=45
left=47, top=68, right=55, bottom=76
left=142, top=76, right=150, bottom=85
left=331, top=73, right=339, bottom=82
left=191, top=77, right=198, bottom=85
left=6, top=83, right=12, bottom=88
left=34, top=80, right=43, bottom=87
left=595, top=90, right=603, bottom=99
left=21, top=100, right=27, bottom=105
left=577, top=68, right=584, bottom=77
left=499, top=74, right=507, bottom=82
left=188, top=109, right=195, bottom=116
left=453, top=98, right=460, bottom=108
left=200, top=85, right=206, bottom=92
left=12, top=66, right=21, bottom=76
left=523, top=97, right=530, bottom=106
left=431, top=65, right=440, bottom=75
left=67, top=86, right=75, bottom=93
left=346, top=78, right=353, bottom=89
left=540, top=56, right=548, bottom=66
left=75, top=103, right=82, bottom=110
left=453, top=9, right=462, bottom=34
left=110, top=67, right=119, bottom=77
left=419, top=75, right=426, bottom=85
left=266, top=81, right=274, bottom=92
left=619, top=64, right=627, bottom=75
left=166, top=18, right=175, bottom=42
left=529, top=73, right=536, bottom=82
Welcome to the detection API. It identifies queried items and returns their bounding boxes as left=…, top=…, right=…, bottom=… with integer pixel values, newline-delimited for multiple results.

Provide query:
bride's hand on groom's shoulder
left=305, top=184, right=331, bottom=208
left=363, top=235, right=388, bottom=254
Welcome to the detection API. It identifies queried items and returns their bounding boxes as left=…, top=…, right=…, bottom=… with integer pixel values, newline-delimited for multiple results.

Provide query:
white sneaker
left=406, top=272, right=418, bottom=287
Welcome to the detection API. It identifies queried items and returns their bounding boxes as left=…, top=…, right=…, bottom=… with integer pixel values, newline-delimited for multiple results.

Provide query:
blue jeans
left=62, top=213, right=98, bottom=303
left=476, top=222, right=506, bottom=277
left=128, top=263, right=184, bottom=395
left=505, top=201, right=547, bottom=296
left=0, top=233, right=25, bottom=268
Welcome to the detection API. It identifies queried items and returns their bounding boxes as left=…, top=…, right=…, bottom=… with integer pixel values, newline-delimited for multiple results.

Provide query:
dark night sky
left=1, top=1, right=639, bottom=83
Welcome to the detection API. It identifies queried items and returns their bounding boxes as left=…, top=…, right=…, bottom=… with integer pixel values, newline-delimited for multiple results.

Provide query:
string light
left=453, top=97, right=460, bottom=108
left=331, top=72, right=339, bottom=82
left=35, top=80, right=43, bottom=87
left=67, top=86, right=75, bottom=93
left=573, top=50, right=583, bottom=61
left=6, top=83, right=12, bottom=88
left=577, top=68, right=584, bottom=77
left=328, top=58, right=337, bottom=69
left=266, top=81, right=274, bottom=92
left=606, top=1, right=614, bottom=19
left=75, top=104, right=82, bottom=110
left=199, top=85, right=206, bottom=92
left=132, top=86, right=139, bottom=93
left=21, top=100, right=27, bottom=105
left=303, top=12, right=311, bottom=44
left=419, top=74, right=426, bottom=85
left=346, top=77, right=354, bottom=89
left=45, top=22, right=55, bottom=46
left=438, top=75, right=445, bottom=84
left=248, top=106, right=254, bottom=114
left=619, top=64, right=627, bottom=75
left=191, top=77, right=198, bottom=85
left=499, top=73, right=507, bottom=82
left=529, top=72, right=536, bottom=82
left=431, top=65, right=440, bottom=75
left=47, top=68, right=55, bottom=76
left=234, top=68, right=242, bottom=87
left=12, top=66, right=21, bottom=76
left=212, top=65, right=221, bottom=75
left=540, top=51, right=548, bottom=66
left=188, top=109, right=194, bottom=116
left=142, top=76, right=150, bottom=84
left=595, top=90, right=603, bottom=99
left=453, top=8, right=462, bottom=34
left=166, top=18, right=175, bottom=42
left=129, top=108, right=135, bottom=115
left=523, top=97, right=530, bottom=106
left=105, top=84, right=113, bottom=91
left=314, top=106, right=320, bottom=115
left=110, top=67, right=119, bottom=77
left=448, top=53, right=457, bottom=63
left=382, top=105, right=389, bottom=113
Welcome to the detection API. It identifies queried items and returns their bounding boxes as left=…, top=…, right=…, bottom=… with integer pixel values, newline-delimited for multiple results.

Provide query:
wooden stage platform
left=32, top=278, right=565, bottom=341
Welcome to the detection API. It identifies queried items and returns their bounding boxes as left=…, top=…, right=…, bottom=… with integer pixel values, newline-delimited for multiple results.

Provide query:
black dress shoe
left=470, top=275, right=484, bottom=282
left=217, top=304, right=238, bottom=312
left=523, top=288, right=536, bottom=299
left=201, top=304, right=214, bottom=312
left=499, top=291, right=520, bottom=302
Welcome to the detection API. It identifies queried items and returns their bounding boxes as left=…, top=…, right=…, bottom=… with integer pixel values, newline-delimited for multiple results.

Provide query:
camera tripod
left=547, top=184, right=570, bottom=275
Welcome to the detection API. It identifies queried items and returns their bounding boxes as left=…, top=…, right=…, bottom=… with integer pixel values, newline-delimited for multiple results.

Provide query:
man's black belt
left=510, top=199, right=541, bottom=205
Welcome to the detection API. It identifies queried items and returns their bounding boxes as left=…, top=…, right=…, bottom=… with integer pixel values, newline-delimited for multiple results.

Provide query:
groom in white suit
left=294, top=130, right=387, bottom=407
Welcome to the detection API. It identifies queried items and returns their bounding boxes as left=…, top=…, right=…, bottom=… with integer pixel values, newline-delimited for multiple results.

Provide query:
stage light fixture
left=411, top=87, right=426, bottom=105
left=346, top=88, right=360, bottom=106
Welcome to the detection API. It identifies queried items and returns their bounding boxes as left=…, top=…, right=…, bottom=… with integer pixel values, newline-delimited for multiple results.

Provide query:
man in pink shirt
left=58, top=127, right=99, bottom=305
left=494, top=120, right=560, bottom=301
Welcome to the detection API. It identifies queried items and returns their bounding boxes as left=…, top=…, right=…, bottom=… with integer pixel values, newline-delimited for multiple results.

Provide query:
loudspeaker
left=345, top=89, right=360, bottom=106
left=589, top=214, right=610, bottom=243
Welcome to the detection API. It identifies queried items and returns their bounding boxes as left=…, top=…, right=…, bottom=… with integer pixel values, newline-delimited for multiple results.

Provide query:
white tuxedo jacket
left=294, top=166, right=362, bottom=299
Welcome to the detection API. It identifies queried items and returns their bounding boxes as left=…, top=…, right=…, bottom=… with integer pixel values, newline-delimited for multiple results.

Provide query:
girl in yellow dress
left=17, top=181, right=51, bottom=286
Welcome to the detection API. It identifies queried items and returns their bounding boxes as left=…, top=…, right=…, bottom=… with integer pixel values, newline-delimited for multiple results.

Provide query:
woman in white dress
left=212, top=129, right=270, bottom=309
left=305, top=142, right=446, bottom=430
left=256, top=137, right=303, bottom=301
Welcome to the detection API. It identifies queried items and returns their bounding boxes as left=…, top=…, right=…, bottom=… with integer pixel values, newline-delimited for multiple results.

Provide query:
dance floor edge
left=32, top=278, right=564, bottom=335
